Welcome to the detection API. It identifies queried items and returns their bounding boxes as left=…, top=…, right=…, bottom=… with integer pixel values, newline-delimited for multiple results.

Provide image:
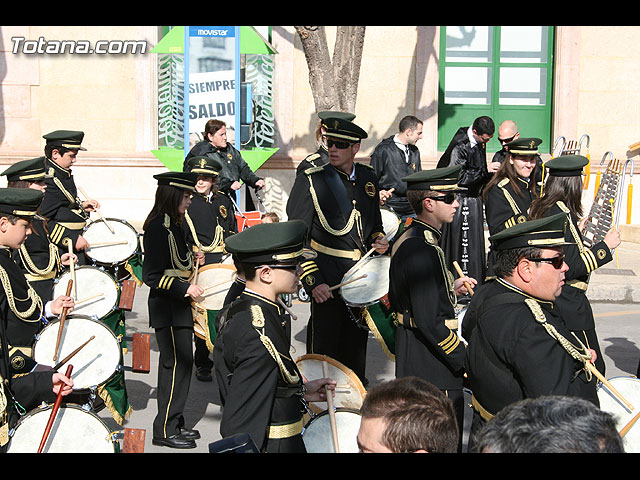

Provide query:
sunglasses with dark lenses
left=526, top=253, right=565, bottom=269
left=326, top=138, right=354, bottom=149
left=426, top=193, right=457, bottom=205
left=499, top=134, right=517, bottom=144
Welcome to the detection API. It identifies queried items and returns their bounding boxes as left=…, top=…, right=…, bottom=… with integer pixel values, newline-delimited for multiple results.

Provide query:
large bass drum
left=7, top=403, right=117, bottom=453
left=597, top=376, right=640, bottom=453
left=302, top=408, right=362, bottom=453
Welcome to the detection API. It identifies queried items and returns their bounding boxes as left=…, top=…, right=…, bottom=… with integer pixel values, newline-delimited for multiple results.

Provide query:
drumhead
left=8, top=404, right=116, bottom=453
left=194, top=263, right=237, bottom=310
left=597, top=376, right=640, bottom=453
left=380, top=208, right=400, bottom=240
left=295, top=354, right=366, bottom=412
left=54, top=266, right=119, bottom=320
left=302, top=408, right=362, bottom=453
left=33, top=315, right=122, bottom=391
left=83, top=218, right=139, bottom=265
left=340, top=255, right=390, bottom=307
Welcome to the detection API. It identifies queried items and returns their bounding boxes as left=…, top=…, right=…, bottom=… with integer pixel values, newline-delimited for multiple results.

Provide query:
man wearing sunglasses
left=388, top=165, right=476, bottom=452
left=464, top=213, right=600, bottom=452
left=286, top=117, right=388, bottom=386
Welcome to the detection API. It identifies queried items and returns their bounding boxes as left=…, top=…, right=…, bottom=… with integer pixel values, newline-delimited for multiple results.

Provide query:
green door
left=438, top=26, right=555, bottom=154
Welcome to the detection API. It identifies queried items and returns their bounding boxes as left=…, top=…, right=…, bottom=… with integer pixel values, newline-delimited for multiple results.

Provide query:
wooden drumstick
left=52, top=336, right=95, bottom=371
left=619, top=409, right=640, bottom=438
left=586, top=363, right=634, bottom=412
left=276, top=296, right=297, bottom=321
left=64, top=239, right=77, bottom=299
left=322, top=361, right=340, bottom=453
left=328, top=274, right=368, bottom=292
left=343, top=230, right=394, bottom=279
left=88, top=240, right=128, bottom=248
left=452, top=261, right=474, bottom=297
left=78, top=186, right=114, bottom=234
left=53, top=280, right=74, bottom=362
left=74, top=292, right=104, bottom=305
left=38, top=364, right=73, bottom=453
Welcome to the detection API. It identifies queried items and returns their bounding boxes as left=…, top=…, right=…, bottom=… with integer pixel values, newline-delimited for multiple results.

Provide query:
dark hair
left=360, top=376, right=459, bottom=453
left=493, top=246, right=543, bottom=278
left=399, top=115, right=423, bottom=133
left=143, top=185, right=187, bottom=231
left=44, top=145, right=72, bottom=160
left=472, top=116, right=495, bottom=136
left=237, top=261, right=261, bottom=281
left=203, top=119, right=226, bottom=140
left=483, top=153, right=538, bottom=201
left=475, top=396, right=625, bottom=453
left=529, top=174, right=584, bottom=220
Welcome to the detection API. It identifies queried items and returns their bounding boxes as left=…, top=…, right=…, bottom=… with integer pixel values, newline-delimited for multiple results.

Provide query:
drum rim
left=295, top=353, right=367, bottom=396
left=33, top=315, right=121, bottom=391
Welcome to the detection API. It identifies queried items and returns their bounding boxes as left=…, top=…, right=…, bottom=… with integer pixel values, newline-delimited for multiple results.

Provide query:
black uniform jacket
left=213, top=291, right=305, bottom=453
left=183, top=191, right=237, bottom=265
left=142, top=214, right=194, bottom=328
left=389, top=219, right=466, bottom=390
left=39, top=158, right=89, bottom=250
left=184, top=141, right=263, bottom=194
left=370, top=135, right=422, bottom=217
left=286, top=162, right=385, bottom=293
left=296, top=145, right=329, bottom=176
left=465, top=278, right=598, bottom=417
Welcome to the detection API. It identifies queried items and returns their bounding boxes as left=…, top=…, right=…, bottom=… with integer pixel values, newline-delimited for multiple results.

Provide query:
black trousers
left=153, top=326, right=193, bottom=438
left=443, top=388, right=465, bottom=453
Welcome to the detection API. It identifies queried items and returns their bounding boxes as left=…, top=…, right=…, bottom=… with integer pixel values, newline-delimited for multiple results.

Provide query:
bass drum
left=295, top=354, right=366, bottom=413
left=33, top=315, right=122, bottom=391
left=7, top=403, right=117, bottom=453
left=302, top=408, right=362, bottom=453
left=597, top=376, right=640, bottom=453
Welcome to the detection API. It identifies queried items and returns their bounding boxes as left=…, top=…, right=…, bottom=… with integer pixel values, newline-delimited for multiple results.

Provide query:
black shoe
left=179, top=428, right=201, bottom=440
left=152, top=435, right=197, bottom=449
left=196, top=368, right=212, bottom=382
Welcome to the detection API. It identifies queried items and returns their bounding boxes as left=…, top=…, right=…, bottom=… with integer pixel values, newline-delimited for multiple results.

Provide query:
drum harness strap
left=52, top=177, right=89, bottom=223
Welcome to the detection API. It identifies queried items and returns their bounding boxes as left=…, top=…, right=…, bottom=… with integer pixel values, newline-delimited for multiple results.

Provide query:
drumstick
left=619, top=409, right=640, bottom=438
left=322, top=361, right=340, bottom=453
left=328, top=274, right=367, bottom=292
left=65, top=239, right=77, bottom=299
left=53, top=280, right=73, bottom=362
left=87, top=240, right=128, bottom=248
left=78, top=186, right=114, bottom=234
left=452, top=261, right=474, bottom=297
left=343, top=230, right=394, bottom=279
left=586, top=363, right=634, bottom=412
left=276, top=296, right=297, bottom=321
left=52, top=336, right=95, bottom=371
left=184, top=278, right=231, bottom=298
left=74, top=292, right=104, bottom=305
left=38, top=364, right=73, bottom=453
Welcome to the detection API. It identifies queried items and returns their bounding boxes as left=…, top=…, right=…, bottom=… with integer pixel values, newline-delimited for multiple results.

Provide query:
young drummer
left=0, top=188, right=75, bottom=451
left=142, top=171, right=204, bottom=449
left=213, top=220, right=336, bottom=453
left=1, top=157, right=77, bottom=302
left=183, top=156, right=237, bottom=381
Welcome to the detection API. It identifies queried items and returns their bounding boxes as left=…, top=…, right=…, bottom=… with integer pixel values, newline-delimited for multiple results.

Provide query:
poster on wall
left=188, top=69, right=236, bottom=148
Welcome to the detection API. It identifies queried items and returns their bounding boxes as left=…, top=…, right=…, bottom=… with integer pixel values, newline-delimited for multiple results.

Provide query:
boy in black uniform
left=183, top=155, right=237, bottom=381
left=213, top=220, right=336, bottom=453
left=388, top=165, right=476, bottom=451
left=39, top=130, right=100, bottom=263
left=465, top=213, right=600, bottom=451
left=286, top=117, right=388, bottom=385
left=0, top=188, right=76, bottom=451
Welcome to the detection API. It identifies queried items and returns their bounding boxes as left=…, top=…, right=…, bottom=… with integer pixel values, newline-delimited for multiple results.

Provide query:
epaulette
left=423, top=229, right=438, bottom=246
left=498, top=177, right=510, bottom=188
left=304, top=165, right=324, bottom=175
left=305, top=153, right=321, bottom=162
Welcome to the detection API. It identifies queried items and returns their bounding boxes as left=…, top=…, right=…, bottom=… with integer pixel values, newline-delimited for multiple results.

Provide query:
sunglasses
left=526, top=253, right=565, bottom=269
left=499, top=134, right=518, bottom=144
left=424, top=193, right=457, bottom=205
left=326, top=138, right=354, bottom=149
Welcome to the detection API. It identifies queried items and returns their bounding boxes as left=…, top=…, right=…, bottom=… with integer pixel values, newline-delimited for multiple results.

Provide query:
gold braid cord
left=184, top=212, right=224, bottom=253
left=525, top=298, right=593, bottom=381
left=308, top=175, right=363, bottom=239
left=164, top=214, right=193, bottom=272
left=0, top=265, right=43, bottom=322
left=251, top=305, right=300, bottom=385
left=557, top=201, right=586, bottom=254
left=19, top=242, right=60, bottom=276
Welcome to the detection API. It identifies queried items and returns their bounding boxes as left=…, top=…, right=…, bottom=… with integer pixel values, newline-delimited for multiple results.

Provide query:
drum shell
left=302, top=408, right=362, bottom=453
left=191, top=263, right=236, bottom=341
left=7, top=403, right=116, bottom=453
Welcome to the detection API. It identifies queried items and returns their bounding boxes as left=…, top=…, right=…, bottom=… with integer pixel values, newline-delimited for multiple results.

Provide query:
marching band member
left=286, top=117, right=388, bottom=386
left=142, top=171, right=203, bottom=449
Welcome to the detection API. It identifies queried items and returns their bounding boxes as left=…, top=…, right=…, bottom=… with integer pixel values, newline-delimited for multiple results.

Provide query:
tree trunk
left=294, top=26, right=366, bottom=115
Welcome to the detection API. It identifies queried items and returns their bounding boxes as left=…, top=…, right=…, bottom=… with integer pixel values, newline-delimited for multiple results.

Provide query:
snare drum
left=295, top=354, right=366, bottom=413
left=192, top=263, right=237, bottom=345
left=53, top=266, right=120, bottom=320
left=83, top=217, right=140, bottom=266
left=7, top=403, right=117, bottom=453
left=380, top=208, right=400, bottom=241
left=302, top=408, right=362, bottom=453
left=340, top=255, right=391, bottom=308
left=597, top=376, right=640, bottom=452
left=33, top=315, right=122, bottom=391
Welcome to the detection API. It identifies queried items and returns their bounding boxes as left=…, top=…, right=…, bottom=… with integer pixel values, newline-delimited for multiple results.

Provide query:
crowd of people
left=0, top=113, right=629, bottom=454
